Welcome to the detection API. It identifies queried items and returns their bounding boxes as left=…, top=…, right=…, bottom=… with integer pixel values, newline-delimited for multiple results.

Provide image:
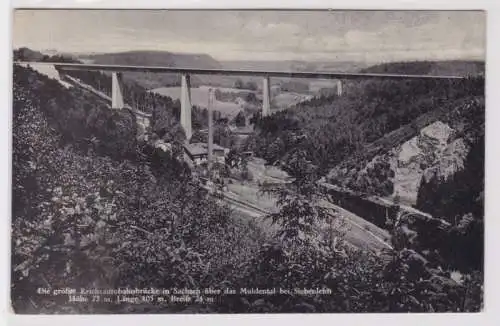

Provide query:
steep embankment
left=318, top=61, right=485, bottom=205
left=12, top=64, right=267, bottom=313
left=17, top=62, right=73, bottom=88
left=392, top=121, right=463, bottom=204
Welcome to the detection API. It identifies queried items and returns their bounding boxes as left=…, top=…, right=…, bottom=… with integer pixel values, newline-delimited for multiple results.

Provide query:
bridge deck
left=15, top=61, right=466, bottom=80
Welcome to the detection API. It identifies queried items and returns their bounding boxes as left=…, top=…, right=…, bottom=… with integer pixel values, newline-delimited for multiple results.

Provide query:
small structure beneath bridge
left=184, top=142, right=228, bottom=166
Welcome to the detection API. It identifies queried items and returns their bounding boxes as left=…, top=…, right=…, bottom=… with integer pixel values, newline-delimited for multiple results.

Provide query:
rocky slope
left=17, top=62, right=73, bottom=89
left=390, top=120, right=468, bottom=205
left=326, top=97, right=484, bottom=207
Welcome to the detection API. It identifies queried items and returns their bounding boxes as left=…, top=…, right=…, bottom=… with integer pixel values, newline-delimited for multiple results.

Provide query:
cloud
left=12, top=10, right=485, bottom=62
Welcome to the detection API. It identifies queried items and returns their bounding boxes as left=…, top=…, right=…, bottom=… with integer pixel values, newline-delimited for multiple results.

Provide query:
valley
left=11, top=47, right=485, bottom=313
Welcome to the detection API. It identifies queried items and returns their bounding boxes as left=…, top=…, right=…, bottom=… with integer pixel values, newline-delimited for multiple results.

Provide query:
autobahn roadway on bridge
left=15, top=61, right=466, bottom=80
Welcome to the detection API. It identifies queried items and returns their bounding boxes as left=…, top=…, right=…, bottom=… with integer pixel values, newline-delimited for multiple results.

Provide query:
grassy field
left=151, top=85, right=243, bottom=120
left=273, top=92, right=314, bottom=110
left=151, top=85, right=315, bottom=119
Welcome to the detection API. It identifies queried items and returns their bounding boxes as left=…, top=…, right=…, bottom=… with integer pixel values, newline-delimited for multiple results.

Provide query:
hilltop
left=83, top=50, right=222, bottom=69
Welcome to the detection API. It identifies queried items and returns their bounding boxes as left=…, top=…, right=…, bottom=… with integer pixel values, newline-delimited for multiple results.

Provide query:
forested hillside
left=244, top=70, right=484, bottom=175
left=242, top=61, right=485, bottom=301
left=12, top=62, right=483, bottom=313
left=361, top=60, right=485, bottom=77
left=12, top=64, right=264, bottom=313
left=326, top=95, right=484, bottom=200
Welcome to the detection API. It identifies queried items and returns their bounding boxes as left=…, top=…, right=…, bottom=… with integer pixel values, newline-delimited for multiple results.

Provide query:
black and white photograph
left=10, top=9, right=485, bottom=314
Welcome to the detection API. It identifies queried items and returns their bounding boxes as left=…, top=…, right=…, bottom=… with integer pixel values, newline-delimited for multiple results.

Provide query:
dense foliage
left=12, top=60, right=483, bottom=314
left=14, top=65, right=138, bottom=160
left=228, top=148, right=483, bottom=313
left=12, top=65, right=265, bottom=313
left=416, top=134, right=484, bottom=272
left=61, top=68, right=213, bottom=132
left=361, top=60, right=485, bottom=77
left=245, top=75, right=484, bottom=176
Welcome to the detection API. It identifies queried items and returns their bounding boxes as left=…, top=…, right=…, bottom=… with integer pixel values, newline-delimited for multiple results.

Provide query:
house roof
left=184, top=142, right=226, bottom=156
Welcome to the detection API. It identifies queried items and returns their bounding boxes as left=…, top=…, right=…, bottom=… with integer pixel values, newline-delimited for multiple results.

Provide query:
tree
left=234, top=111, right=246, bottom=127
left=245, top=92, right=258, bottom=104
left=214, top=89, right=222, bottom=101
left=234, top=79, right=244, bottom=89
left=240, top=156, right=252, bottom=181
left=245, top=81, right=258, bottom=91
left=261, top=149, right=331, bottom=245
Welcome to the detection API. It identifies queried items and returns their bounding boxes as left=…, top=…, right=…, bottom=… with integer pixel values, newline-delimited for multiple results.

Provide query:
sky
left=12, top=10, right=486, bottom=63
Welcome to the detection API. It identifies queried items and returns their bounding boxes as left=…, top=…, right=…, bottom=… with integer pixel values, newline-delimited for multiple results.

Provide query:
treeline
left=13, top=47, right=79, bottom=63
left=233, top=78, right=258, bottom=91
left=361, top=60, right=485, bottom=77
left=279, top=80, right=310, bottom=93
left=214, top=88, right=259, bottom=104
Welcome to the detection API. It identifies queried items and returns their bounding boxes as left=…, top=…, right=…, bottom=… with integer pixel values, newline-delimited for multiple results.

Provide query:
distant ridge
left=361, top=60, right=485, bottom=77
left=78, top=50, right=223, bottom=89
left=83, top=50, right=222, bottom=69
left=221, top=60, right=369, bottom=73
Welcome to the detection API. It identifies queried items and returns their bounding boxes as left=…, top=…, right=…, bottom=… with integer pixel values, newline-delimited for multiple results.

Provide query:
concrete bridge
left=16, top=61, right=465, bottom=141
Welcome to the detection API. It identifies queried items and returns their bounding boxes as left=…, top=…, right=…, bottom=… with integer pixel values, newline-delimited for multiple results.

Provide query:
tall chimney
left=207, top=88, right=214, bottom=173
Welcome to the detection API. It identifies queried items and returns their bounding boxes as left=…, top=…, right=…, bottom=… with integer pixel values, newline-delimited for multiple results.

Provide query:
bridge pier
left=181, top=74, right=193, bottom=141
left=111, top=72, right=125, bottom=109
left=207, top=88, right=214, bottom=173
left=337, top=80, right=343, bottom=97
left=262, top=76, right=271, bottom=117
